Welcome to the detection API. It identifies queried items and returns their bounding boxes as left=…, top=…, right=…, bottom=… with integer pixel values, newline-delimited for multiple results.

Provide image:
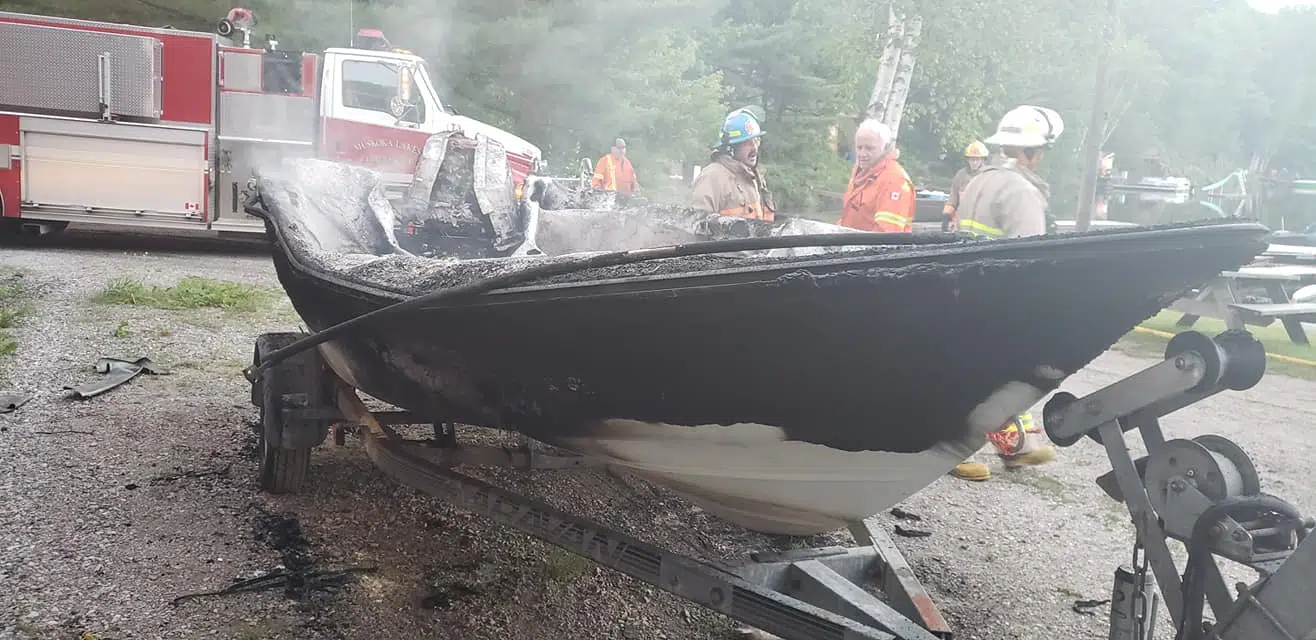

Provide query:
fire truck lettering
left=351, top=138, right=421, bottom=155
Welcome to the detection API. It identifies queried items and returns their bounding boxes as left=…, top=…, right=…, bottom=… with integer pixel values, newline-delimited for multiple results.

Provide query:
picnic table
left=1264, top=242, right=1316, bottom=263
left=1171, top=264, right=1316, bottom=345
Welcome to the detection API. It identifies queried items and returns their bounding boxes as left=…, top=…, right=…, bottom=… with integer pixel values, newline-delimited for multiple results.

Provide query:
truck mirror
left=389, top=65, right=418, bottom=119
left=396, top=67, right=413, bottom=103
left=389, top=95, right=408, bottom=119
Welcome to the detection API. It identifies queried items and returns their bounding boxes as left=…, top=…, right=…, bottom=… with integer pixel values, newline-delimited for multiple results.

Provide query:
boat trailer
left=247, top=329, right=1314, bottom=640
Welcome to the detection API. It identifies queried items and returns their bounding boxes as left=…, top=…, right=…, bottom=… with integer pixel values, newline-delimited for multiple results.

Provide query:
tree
left=703, top=0, right=875, bottom=210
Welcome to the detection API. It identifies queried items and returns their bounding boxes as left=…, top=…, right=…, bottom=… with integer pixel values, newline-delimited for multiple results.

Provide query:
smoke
left=237, top=0, right=732, bottom=179
left=370, top=0, right=729, bottom=173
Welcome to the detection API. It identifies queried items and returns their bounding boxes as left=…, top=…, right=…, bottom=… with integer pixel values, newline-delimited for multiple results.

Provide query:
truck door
left=319, top=53, right=438, bottom=185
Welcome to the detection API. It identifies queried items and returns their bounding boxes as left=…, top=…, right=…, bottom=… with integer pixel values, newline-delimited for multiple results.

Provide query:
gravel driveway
left=1, top=229, right=1311, bottom=640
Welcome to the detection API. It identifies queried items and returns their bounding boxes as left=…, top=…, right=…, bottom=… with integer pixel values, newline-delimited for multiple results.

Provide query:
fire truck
left=0, top=8, right=545, bottom=237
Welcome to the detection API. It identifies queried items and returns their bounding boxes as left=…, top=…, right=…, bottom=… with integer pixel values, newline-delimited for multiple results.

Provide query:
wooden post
left=1075, top=0, right=1118, bottom=232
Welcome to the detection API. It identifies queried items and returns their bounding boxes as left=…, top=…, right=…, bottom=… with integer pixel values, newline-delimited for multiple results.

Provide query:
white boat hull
left=552, top=381, right=1056, bottom=536
left=554, top=420, right=986, bottom=536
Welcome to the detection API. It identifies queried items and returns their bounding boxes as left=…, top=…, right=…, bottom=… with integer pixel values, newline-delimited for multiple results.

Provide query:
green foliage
left=0, top=270, right=28, bottom=357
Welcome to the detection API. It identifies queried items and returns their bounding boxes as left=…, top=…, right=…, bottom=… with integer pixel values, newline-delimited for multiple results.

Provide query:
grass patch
left=0, top=269, right=32, bottom=356
left=165, top=357, right=248, bottom=375
left=997, top=469, right=1070, bottom=500
left=543, top=548, right=592, bottom=584
left=1118, top=310, right=1316, bottom=380
left=94, top=277, right=272, bottom=312
left=1099, top=501, right=1132, bottom=531
left=1055, top=586, right=1086, bottom=600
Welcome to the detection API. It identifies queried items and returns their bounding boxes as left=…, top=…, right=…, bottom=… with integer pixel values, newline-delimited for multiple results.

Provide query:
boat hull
left=250, top=155, right=1272, bottom=535
left=553, top=419, right=981, bottom=536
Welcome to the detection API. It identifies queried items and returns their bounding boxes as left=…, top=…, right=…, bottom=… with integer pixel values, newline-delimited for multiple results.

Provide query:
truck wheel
left=254, top=332, right=314, bottom=493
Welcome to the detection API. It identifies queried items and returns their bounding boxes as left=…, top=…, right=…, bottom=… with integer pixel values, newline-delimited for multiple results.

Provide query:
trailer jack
left=1044, top=329, right=1314, bottom=640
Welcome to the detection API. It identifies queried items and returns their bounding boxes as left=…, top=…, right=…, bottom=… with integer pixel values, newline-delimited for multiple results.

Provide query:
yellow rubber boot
left=1002, top=445, right=1057, bottom=470
left=949, top=462, right=991, bottom=481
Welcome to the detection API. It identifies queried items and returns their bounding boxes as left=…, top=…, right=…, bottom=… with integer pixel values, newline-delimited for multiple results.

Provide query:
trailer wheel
left=254, top=332, right=315, bottom=493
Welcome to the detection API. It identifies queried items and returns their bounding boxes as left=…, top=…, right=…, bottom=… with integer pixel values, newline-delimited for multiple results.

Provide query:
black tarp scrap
left=65, top=357, right=169, bottom=399
left=0, top=391, right=32, bottom=413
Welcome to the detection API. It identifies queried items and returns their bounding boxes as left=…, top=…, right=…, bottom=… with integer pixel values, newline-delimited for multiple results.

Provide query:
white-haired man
left=836, top=119, right=915, bottom=232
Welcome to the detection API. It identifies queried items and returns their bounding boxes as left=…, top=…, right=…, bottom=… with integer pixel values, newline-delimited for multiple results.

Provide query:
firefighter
left=591, top=137, right=639, bottom=196
left=949, top=105, right=1064, bottom=482
left=955, top=105, right=1063, bottom=239
left=836, top=119, right=915, bottom=233
left=941, top=140, right=990, bottom=232
left=691, top=108, right=776, bottom=221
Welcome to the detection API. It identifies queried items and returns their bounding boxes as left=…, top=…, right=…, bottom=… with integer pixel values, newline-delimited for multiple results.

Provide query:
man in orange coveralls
left=836, top=119, right=915, bottom=232
left=591, top=137, right=640, bottom=196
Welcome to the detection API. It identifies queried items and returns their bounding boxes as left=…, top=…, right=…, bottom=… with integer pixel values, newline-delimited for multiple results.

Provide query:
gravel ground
left=1, top=228, right=1312, bottom=640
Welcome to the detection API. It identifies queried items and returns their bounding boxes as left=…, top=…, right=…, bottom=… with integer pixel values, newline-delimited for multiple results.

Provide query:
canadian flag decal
left=185, top=201, right=200, bottom=212
left=890, top=191, right=900, bottom=201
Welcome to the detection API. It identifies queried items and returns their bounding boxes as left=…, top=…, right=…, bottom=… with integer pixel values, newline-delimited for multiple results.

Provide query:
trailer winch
left=1043, top=329, right=1313, bottom=640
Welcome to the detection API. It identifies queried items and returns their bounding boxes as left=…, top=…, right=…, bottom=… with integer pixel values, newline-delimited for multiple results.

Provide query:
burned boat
left=245, top=133, right=1271, bottom=536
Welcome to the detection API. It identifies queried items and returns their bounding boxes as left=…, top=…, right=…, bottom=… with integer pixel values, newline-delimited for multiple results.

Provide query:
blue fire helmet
left=716, top=109, right=765, bottom=148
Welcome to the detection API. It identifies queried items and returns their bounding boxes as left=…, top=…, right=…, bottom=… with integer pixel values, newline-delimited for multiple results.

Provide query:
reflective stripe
left=873, top=211, right=910, bottom=230
left=959, top=219, right=1004, bottom=237
left=592, top=155, right=617, bottom=190
left=987, top=411, right=1039, bottom=457
left=719, top=205, right=773, bottom=222
left=999, top=412, right=1035, bottom=434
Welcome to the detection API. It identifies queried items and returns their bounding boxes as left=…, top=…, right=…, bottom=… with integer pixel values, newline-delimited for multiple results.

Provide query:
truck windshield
left=341, top=58, right=427, bottom=125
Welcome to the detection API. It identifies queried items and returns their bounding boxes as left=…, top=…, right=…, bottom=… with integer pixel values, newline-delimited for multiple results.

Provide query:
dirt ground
left=1, top=229, right=1312, bottom=640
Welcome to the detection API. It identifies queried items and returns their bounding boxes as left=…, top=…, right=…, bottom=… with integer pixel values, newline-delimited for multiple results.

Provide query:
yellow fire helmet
left=964, top=140, right=989, bottom=158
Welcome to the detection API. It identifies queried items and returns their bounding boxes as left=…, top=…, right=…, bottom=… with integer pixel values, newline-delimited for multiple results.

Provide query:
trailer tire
left=254, top=332, right=315, bottom=493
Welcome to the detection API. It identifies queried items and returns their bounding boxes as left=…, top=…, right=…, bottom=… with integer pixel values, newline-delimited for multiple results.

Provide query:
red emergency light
left=354, top=28, right=393, bottom=51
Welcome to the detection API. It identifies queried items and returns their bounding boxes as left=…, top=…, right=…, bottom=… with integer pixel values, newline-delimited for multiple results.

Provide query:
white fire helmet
left=985, top=105, right=1064, bottom=148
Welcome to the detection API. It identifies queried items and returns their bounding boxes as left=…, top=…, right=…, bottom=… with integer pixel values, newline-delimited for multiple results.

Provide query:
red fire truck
left=0, top=8, right=545, bottom=237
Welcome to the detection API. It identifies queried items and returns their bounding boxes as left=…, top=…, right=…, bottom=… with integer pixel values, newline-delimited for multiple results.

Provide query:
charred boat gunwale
left=252, top=196, right=1271, bottom=311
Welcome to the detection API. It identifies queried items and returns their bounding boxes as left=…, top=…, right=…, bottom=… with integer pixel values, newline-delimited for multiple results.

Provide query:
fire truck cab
left=0, top=9, right=544, bottom=237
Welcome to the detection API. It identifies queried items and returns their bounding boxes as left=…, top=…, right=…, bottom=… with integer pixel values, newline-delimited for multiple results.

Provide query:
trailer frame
left=250, top=331, right=952, bottom=640
left=250, top=325, right=1316, bottom=640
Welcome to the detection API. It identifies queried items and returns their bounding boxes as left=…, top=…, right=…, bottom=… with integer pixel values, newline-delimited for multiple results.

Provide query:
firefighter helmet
left=964, top=140, right=989, bottom=158
left=985, top=106, right=1064, bottom=148
left=716, top=109, right=765, bottom=148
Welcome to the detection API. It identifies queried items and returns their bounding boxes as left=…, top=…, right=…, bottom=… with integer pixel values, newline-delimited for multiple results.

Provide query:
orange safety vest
left=591, top=153, right=638, bottom=194
left=836, top=157, right=915, bottom=233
